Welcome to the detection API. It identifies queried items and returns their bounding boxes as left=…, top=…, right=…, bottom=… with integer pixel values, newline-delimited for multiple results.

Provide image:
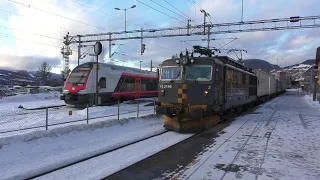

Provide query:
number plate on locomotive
left=160, top=84, right=172, bottom=89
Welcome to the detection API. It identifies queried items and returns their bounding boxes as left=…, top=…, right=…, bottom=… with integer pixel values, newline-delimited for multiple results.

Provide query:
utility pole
left=114, top=5, right=136, bottom=32
left=241, top=0, right=244, bottom=22
left=207, top=26, right=210, bottom=49
left=187, top=19, right=191, bottom=35
left=61, top=32, right=72, bottom=82
left=150, top=60, right=153, bottom=72
left=140, top=60, right=143, bottom=69
left=314, top=47, right=320, bottom=101
left=77, top=35, right=81, bottom=65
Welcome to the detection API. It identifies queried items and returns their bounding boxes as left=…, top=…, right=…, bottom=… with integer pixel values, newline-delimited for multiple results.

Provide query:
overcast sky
left=0, top=0, right=319, bottom=73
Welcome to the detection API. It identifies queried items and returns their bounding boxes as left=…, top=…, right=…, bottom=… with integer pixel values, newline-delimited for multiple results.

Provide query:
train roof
left=75, top=62, right=157, bottom=76
left=161, top=55, right=254, bottom=74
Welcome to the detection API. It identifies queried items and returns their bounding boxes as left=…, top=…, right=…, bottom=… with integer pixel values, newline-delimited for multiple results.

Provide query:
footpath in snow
left=170, top=90, right=320, bottom=180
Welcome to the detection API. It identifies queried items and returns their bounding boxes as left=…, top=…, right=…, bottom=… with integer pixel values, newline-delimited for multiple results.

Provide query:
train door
left=135, top=78, right=141, bottom=98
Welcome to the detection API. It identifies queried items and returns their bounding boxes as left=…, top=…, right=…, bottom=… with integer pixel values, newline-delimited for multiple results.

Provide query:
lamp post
left=114, top=5, right=136, bottom=32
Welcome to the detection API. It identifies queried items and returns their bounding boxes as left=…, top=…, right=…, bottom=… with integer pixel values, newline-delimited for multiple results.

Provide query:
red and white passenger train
left=60, top=62, right=158, bottom=107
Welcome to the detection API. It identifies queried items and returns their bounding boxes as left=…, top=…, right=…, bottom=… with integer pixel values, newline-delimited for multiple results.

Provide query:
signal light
left=141, top=43, right=146, bottom=55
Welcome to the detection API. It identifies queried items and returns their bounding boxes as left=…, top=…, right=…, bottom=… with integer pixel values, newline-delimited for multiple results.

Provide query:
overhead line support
left=63, top=15, right=320, bottom=45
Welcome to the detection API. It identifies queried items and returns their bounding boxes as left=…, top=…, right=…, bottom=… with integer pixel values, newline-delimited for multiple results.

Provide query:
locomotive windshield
left=67, top=68, right=90, bottom=86
left=160, top=66, right=182, bottom=81
left=186, top=65, right=212, bottom=81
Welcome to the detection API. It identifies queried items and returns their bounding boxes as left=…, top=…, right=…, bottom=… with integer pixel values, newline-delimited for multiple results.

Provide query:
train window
left=186, top=65, right=212, bottom=81
left=115, top=77, right=125, bottom=92
left=147, top=79, right=158, bottom=91
left=67, top=70, right=90, bottom=86
left=99, top=77, right=106, bottom=88
left=125, top=77, right=135, bottom=92
left=160, top=66, right=182, bottom=81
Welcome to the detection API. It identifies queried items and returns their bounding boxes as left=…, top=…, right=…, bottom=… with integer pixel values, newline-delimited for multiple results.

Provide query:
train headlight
left=175, top=59, right=180, bottom=64
left=190, top=59, right=195, bottom=63
left=63, top=89, right=69, bottom=93
left=160, top=89, right=165, bottom=96
left=204, top=90, right=208, bottom=96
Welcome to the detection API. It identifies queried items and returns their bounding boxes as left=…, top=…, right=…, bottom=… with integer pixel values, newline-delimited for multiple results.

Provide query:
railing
left=0, top=98, right=158, bottom=136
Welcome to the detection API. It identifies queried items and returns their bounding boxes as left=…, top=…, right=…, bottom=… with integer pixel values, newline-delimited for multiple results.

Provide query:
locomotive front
left=156, top=55, right=220, bottom=132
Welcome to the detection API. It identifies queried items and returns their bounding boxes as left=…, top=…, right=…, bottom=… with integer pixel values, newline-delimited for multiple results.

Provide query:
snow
left=304, top=94, right=320, bottom=109
left=0, top=100, right=156, bottom=138
left=36, top=132, right=193, bottom=180
left=167, top=92, right=320, bottom=180
left=0, top=115, right=172, bottom=180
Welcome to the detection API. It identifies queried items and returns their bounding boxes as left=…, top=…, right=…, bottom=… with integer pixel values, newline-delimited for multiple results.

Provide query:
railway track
left=27, top=129, right=170, bottom=180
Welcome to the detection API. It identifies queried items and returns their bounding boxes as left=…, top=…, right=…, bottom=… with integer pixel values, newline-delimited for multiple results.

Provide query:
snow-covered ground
left=0, top=92, right=64, bottom=109
left=0, top=115, right=191, bottom=180
left=0, top=93, right=157, bottom=137
left=167, top=92, right=320, bottom=180
left=304, top=94, right=320, bottom=109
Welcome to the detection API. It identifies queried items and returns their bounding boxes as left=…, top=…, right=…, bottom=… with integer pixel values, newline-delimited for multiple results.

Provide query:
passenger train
left=156, top=49, right=285, bottom=132
left=61, top=62, right=158, bottom=107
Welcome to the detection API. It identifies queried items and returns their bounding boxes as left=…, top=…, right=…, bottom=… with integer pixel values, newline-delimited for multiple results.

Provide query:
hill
left=242, top=59, right=281, bottom=73
left=0, top=69, right=63, bottom=87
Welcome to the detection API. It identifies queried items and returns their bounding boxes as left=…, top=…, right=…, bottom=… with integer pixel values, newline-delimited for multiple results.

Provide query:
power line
left=0, top=24, right=61, bottom=41
left=149, top=0, right=188, bottom=20
left=0, top=9, right=85, bottom=35
left=163, top=0, right=192, bottom=20
left=8, top=0, right=108, bottom=31
left=0, top=33, right=61, bottom=49
left=136, top=0, right=186, bottom=24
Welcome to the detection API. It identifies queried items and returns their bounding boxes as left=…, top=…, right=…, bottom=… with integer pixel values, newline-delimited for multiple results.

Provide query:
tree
left=36, top=62, right=52, bottom=83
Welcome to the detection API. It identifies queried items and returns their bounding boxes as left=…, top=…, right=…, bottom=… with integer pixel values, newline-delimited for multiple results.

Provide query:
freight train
left=156, top=50, right=285, bottom=132
left=60, top=62, right=158, bottom=107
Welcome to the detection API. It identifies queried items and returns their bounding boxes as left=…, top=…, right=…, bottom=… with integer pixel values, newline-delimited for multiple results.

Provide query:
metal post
left=87, top=104, right=89, bottom=124
left=118, top=100, right=120, bottom=120
left=187, top=19, right=191, bottom=35
left=150, top=60, right=153, bottom=72
left=124, top=9, right=127, bottom=32
left=109, top=34, right=112, bottom=58
left=207, top=25, right=210, bottom=49
left=137, top=99, right=139, bottom=118
left=241, top=0, right=244, bottom=22
left=77, top=43, right=80, bottom=66
left=45, top=107, right=48, bottom=130
left=153, top=98, right=156, bottom=114
left=96, top=56, right=99, bottom=106
left=203, top=14, right=206, bottom=35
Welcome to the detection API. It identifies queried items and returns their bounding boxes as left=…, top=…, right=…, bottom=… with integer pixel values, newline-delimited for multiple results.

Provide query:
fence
left=0, top=98, right=158, bottom=136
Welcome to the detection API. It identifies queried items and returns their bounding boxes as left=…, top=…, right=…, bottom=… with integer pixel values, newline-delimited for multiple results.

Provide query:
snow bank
left=304, top=94, right=320, bottom=109
left=0, top=114, right=160, bottom=146
left=39, top=132, right=193, bottom=180
left=0, top=115, right=164, bottom=180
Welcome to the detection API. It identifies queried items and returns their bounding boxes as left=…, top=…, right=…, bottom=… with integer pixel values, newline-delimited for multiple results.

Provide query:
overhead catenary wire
left=162, top=0, right=193, bottom=21
left=0, top=24, right=61, bottom=41
left=149, top=0, right=189, bottom=20
left=69, top=0, right=144, bottom=29
left=136, top=0, right=186, bottom=24
left=0, top=9, right=85, bottom=36
left=7, top=0, right=108, bottom=31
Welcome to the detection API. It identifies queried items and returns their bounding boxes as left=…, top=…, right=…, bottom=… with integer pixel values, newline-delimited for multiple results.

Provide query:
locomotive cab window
left=186, top=65, right=212, bottom=81
left=160, top=66, right=182, bottom=81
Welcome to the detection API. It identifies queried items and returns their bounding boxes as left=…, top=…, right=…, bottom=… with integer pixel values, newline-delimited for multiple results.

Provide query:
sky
left=0, top=0, right=319, bottom=74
